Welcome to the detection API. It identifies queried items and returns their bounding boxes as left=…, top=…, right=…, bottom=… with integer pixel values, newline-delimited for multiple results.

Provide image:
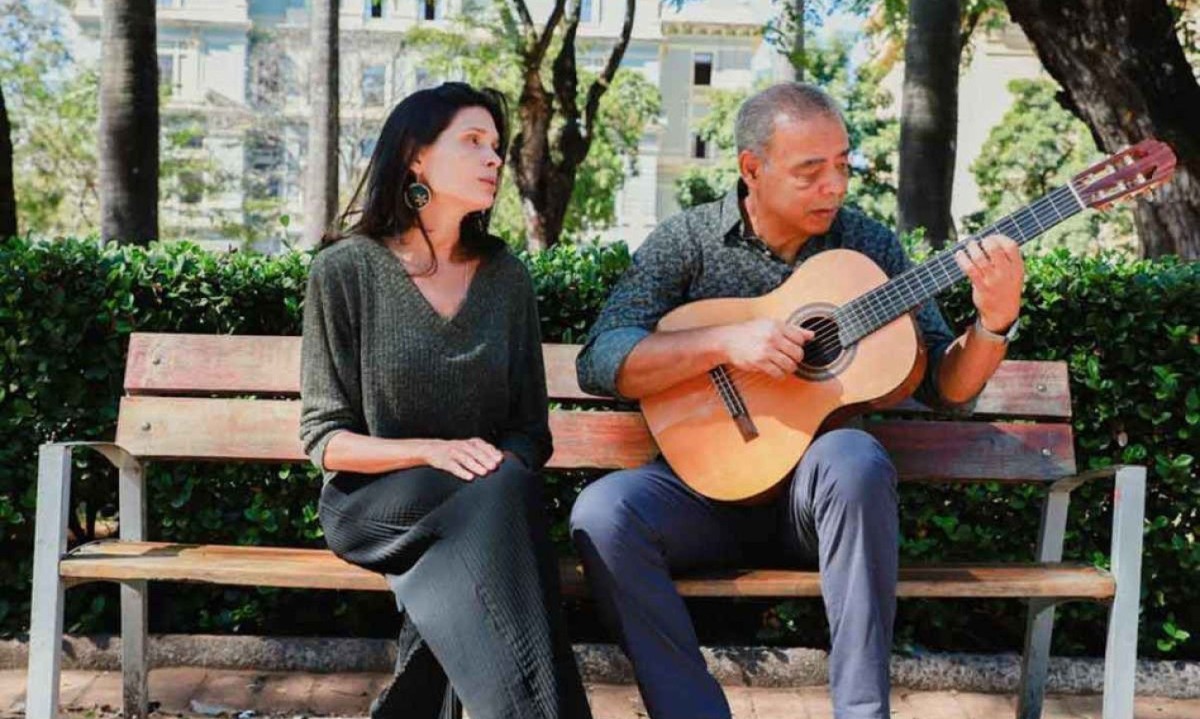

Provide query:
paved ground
left=2, top=669, right=1198, bottom=718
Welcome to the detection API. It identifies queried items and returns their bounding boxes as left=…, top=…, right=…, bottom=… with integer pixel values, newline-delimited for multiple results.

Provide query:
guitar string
left=800, top=184, right=1080, bottom=358
left=705, top=181, right=1085, bottom=417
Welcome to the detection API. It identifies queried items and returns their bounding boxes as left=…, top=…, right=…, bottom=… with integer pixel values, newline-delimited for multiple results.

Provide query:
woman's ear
left=409, top=149, right=426, bottom=179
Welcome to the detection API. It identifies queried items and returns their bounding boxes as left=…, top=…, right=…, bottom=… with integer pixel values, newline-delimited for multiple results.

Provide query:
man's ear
left=739, top=149, right=762, bottom=189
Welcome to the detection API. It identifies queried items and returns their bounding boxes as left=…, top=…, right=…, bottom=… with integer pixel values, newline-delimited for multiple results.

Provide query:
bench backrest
left=114, top=333, right=1077, bottom=482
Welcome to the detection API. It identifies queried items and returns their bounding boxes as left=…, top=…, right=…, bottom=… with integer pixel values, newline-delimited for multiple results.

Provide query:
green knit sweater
left=298, top=235, right=552, bottom=483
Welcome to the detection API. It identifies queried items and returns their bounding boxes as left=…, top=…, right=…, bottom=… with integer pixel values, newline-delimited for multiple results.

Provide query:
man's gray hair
left=735, top=82, right=845, bottom=156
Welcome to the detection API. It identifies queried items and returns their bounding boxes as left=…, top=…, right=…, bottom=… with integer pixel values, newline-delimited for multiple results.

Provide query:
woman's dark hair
left=320, top=82, right=509, bottom=273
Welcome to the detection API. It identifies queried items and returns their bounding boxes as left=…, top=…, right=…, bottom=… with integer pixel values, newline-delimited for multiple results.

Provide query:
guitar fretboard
left=832, top=181, right=1085, bottom=346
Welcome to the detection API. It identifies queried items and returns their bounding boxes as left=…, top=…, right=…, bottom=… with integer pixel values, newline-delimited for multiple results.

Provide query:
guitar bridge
left=709, top=366, right=759, bottom=442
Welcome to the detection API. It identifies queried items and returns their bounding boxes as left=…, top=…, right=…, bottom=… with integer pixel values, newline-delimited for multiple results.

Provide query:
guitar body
left=641, top=249, right=927, bottom=504
left=637, top=139, right=1177, bottom=503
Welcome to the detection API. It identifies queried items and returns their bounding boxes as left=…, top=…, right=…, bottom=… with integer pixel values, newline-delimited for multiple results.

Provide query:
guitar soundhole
left=799, top=316, right=842, bottom=368
left=789, top=303, right=855, bottom=380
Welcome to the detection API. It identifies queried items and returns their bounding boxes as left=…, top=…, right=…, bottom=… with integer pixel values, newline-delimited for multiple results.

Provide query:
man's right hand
left=718, top=318, right=814, bottom=379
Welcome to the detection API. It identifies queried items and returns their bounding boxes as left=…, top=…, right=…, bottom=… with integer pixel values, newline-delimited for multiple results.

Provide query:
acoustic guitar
left=641, top=139, right=1177, bottom=503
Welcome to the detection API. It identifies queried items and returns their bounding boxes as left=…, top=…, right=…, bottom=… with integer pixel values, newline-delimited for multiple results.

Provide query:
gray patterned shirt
left=577, top=182, right=958, bottom=406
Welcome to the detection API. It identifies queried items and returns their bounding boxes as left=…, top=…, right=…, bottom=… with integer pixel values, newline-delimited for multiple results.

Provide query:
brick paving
left=1, top=669, right=1197, bottom=718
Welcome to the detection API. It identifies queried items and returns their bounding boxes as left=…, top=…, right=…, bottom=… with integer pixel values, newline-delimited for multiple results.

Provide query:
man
left=570, top=83, right=1024, bottom=719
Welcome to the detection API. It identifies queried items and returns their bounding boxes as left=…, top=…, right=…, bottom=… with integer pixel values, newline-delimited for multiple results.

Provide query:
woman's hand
left=424, top=438, right=504, bottom=481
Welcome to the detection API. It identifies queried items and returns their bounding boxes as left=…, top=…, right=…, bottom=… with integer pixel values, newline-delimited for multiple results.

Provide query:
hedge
left=0, top=235, right=1195, bottom=658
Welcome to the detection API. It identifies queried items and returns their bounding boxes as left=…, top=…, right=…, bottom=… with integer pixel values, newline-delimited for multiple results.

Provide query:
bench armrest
left=38, top=441, right=147, bottom=544
left=1034, top=463, right=1146, bottom=578
left=1048, top=464, right=1135, bottom=493
left=44, top=441, right=141, bottom=472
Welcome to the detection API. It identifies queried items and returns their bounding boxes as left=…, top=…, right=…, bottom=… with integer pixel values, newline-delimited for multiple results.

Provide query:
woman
left=299, top=82, right=591, bottom=719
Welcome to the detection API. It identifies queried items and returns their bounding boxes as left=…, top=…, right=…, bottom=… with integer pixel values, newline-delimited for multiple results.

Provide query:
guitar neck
left=834, top=181, right=1086, bottom=346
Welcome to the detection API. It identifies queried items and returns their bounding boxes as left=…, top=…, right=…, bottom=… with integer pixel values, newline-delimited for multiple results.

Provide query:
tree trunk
left=1006, top=0, right=1200, bottom=259
left=304, top=0, right=340, bottom=248
left=512, top=71, right=556, bottom=252
left=0, top=83, right=16, bottom=239
left=898, top=0, right=961, bottom=249
left=507, top=0, right=635, bottom=251
left=99, top=0, right=157, bottom=245
left=791, top=0, right=805, bottom=81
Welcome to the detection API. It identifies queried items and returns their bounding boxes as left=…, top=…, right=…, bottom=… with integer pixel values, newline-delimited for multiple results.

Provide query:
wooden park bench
left=28, top=332, right=1145, bottom=719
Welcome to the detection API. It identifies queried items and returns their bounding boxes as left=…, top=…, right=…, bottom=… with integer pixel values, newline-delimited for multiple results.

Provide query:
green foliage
left=805, top=33, right=899, bottom=224
left=675, top=165, right=740, bottom=211
left=841, top=0, right=1009, bottom=65
left=1, top=237, right=1196, bottom=661
left=521, top=241, right=633, bottom=344
left=967, top=78, right=1135, bottom=256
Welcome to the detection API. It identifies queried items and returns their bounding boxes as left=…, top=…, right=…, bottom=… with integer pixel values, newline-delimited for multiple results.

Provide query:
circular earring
left=404, top=180, right=432, bottom=210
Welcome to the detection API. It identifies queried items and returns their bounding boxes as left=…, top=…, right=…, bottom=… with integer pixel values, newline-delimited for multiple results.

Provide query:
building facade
left=72, top=0, right=785, bottom=250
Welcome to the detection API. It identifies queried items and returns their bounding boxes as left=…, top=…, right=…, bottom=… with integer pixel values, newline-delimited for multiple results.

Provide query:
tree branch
left=503, top=0, right=538, bottom=56
left=583, top=0, right=635, bottom=144
left=533, top=0, right=568, bottom=64
left=551, top=0, right=583, bottom=141
left=959, top=7, right=984, bottom=55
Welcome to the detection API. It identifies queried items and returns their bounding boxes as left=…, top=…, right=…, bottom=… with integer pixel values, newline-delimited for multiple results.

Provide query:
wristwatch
left=973, top=316, right=1020, bottom=344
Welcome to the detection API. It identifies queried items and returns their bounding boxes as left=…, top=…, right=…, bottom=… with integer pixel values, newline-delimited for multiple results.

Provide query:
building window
left=157, top=42, right=189, bottom=96
left=580, top=0, right=596, bottom=23
left=693, top=52, right=713, bottom=86
left=420, top=0, right=441, bottom=20
left=693, top=134, right=708, bottom=159
left=179, top=171, right=204, bottom=204
left=158, top=54, right=177, bottom=93
left=282, top=57, right=303, bottom=99
left=369, top=0, right=383, bottom=18
left=362, top=65, right=385, bottom=106
left=247, top=134, right=284, bottom=200
left=415, top=67, right=432, bottom=90
left=157, top=0, right=183, bottom=8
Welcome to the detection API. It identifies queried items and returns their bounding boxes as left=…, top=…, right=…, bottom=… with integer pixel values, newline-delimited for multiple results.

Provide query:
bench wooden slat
left=125, top=333, right=303, bottom=397
left=114, top=397, right=1075, bottom=481
left=124, top=333, right=1072, bottom=419
left=61, top=541, right=1114, bottom=600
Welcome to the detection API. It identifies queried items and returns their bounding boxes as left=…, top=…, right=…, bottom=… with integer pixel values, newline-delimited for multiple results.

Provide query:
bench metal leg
left=27, top=445, right=73, bottom=719
left=1016, top=488, right=1070, bottom=719
left=1102, top=466, right=1145, bottom=719
left=119, top=458, right=149, bottom=719
left=443, top=684, right=463, bottom=719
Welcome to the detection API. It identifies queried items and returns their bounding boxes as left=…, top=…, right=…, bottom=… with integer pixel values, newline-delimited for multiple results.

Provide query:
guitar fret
left=839, top=184, right=1089, bottom=346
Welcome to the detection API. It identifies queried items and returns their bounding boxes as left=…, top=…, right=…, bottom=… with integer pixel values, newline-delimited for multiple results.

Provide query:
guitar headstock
left=1072, top=139, right=1176, bottom=210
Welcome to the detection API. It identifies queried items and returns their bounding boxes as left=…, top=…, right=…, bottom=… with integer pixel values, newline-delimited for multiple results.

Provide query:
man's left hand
left=953, top=234, right=1024, bottom=333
